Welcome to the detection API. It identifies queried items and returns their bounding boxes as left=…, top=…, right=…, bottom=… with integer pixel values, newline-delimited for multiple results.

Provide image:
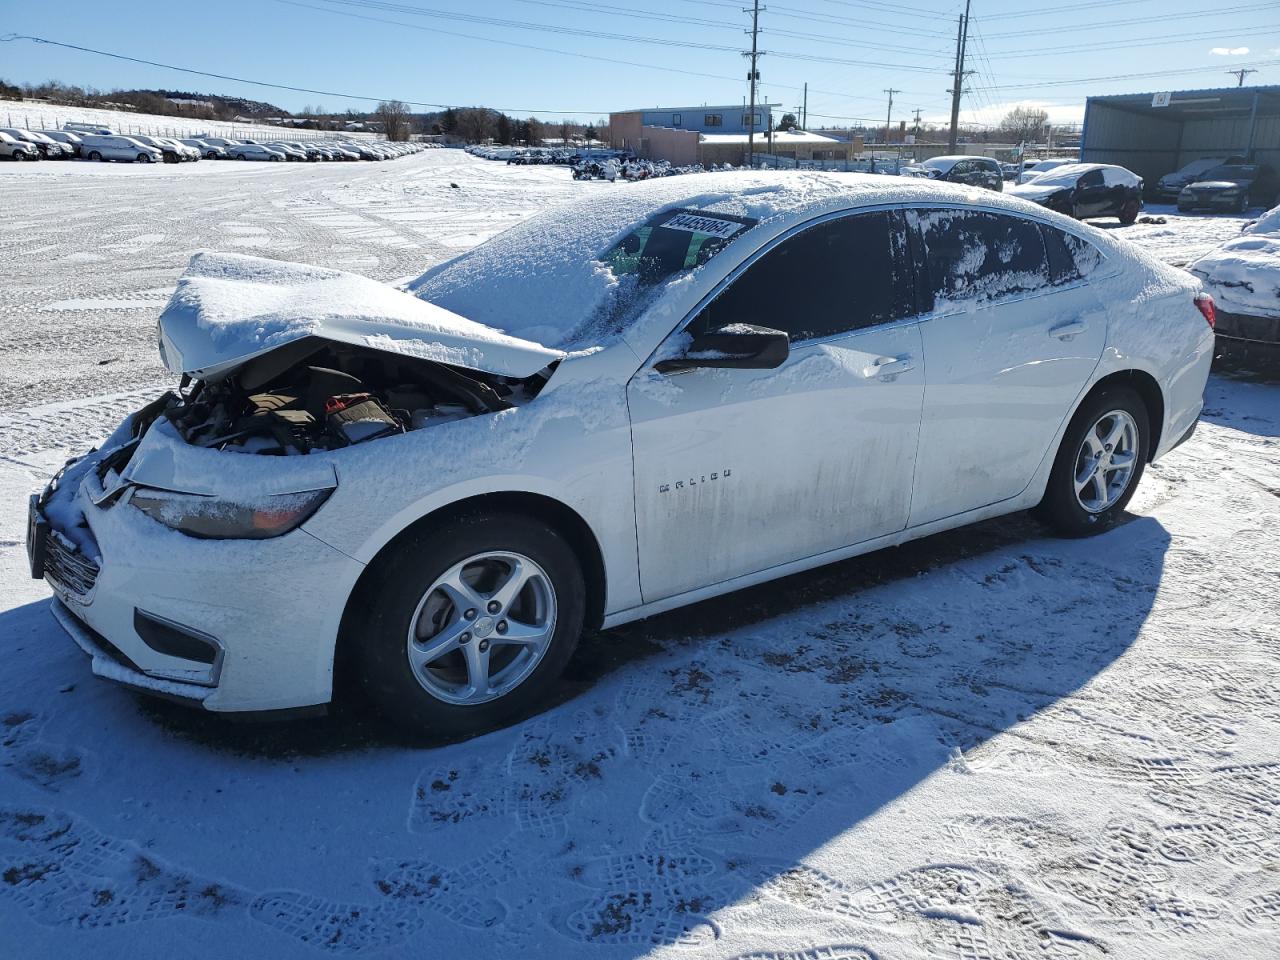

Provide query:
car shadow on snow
left=0, top=514, right=1170, bottom=953
left=134, top=508, right=1051, bottom=756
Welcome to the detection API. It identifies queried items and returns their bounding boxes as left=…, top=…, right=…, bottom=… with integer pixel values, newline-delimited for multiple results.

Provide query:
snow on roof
left=408, top=170, right=1120, bottom=350
left=699, top=130, right=840, bottom=145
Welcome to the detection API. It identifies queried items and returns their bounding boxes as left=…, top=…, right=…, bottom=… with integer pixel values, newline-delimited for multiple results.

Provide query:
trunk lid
left=158, top=252, right=564, bottom=382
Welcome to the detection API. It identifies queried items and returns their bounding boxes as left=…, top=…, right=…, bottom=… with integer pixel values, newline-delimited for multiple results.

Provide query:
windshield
left=601, top=208, right=757, bottom=287
left=1201, top=165, right=1255, bottom=181
left=1022, top=166, right=1089, bottom=188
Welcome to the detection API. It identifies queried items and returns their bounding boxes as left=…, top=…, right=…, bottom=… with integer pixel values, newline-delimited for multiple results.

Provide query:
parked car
left=0, top=128, right=70, bottom=160
left=265, top=142, right=308, bottom=161
left=29, top=173, right=1214, bottom=735
left=1007, top=163, right=1144, bottom=224
left=1187, top=204, right=1280, bottom=362
left=38, top=129, right=84, bottom=158
left=0, top=130, right=40, bottom=161
left=1152, top=156, right=1245, bottom=202
left=78, top=134, right=164, bottom=164
left=915, top=155, right=1003, bottom=191
left=126, top=135, right=187, bottom=163
left=1177, top=163, right=1278, bottom=213
left=180, top=138, right=226, bottom=160
left=63, top=122, right=113, bottom=135
left=227, top=143, right=287, bottom=161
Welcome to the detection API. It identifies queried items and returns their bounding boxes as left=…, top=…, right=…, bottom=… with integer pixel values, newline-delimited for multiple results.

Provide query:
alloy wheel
left=406, top=551, right=557, bottom=705
left=1073, top=410, right=1139, bottom=513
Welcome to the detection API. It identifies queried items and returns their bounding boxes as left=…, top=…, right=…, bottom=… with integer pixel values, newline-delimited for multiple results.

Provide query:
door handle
left=1049, top=320, right=1088, bottom=340
left=865, top=355, right=915, bottom=379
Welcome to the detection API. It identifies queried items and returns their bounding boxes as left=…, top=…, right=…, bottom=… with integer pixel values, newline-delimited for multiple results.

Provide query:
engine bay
left=164, top=339, right=552, bottom=455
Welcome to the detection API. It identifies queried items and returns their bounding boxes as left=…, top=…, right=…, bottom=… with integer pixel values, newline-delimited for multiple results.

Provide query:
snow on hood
left=158, top=252, right=564, bottom=382
left=1188, top=231, right=1280, bottom=318
left=408, top=171, right=1088, bottom=349
left=1005, top=182, right=1067, bottom=202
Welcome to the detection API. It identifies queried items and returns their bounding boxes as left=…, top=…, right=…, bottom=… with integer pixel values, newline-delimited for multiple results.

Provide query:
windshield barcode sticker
left=661, top=212, right=748, bottom=240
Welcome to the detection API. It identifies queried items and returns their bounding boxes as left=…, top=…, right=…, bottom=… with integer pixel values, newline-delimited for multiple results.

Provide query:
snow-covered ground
left=2, top=152, right=1278, bottom=959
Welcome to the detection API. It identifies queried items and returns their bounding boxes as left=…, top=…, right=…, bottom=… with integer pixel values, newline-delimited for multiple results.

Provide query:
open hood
left=158, top=252, right=564, bottom=383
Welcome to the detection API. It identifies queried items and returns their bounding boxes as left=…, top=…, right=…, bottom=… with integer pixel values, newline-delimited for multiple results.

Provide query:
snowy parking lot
left=1, top=151, right=1278, bottom=959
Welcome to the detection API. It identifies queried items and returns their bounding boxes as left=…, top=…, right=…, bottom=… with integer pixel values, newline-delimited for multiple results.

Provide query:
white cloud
left=1210, top=47, right=1250, bottom=56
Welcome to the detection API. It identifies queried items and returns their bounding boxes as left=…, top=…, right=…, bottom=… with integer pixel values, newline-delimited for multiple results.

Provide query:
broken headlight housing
left=128, top=487, right=332, bottom=540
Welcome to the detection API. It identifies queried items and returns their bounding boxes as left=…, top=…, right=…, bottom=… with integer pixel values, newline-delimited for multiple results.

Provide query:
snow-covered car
left=0, top=128, right=69, bottom=160
left=1187, top=204, right=1280, bottom=359
left=1177, top=163, right=1278, bottom=214
left=1152, top=155, right=1244, bottom=202
left=180, top=138, right=226, bottom=160
left=228, top=143, right=286, bottom=162
left=0, top=130, right=41, bottom=161
left=914, top=155, right=1003, bottom=191
left=127, top=135, right=187, bottom=164
left=29, top=173, right=1214, bottom=734
left=1007, top=163, right=1144, bottom=224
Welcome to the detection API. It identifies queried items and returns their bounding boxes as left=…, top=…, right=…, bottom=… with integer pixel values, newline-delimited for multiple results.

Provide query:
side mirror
left=654, top=324, right=790, bottom=373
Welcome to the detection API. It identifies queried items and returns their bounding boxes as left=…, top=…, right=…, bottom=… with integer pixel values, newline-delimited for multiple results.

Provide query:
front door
left=627, top=210, right=926, bottom=602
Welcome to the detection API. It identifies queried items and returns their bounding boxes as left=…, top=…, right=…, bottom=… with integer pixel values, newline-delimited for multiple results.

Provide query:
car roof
left=409, top=170, right=1104, bottom=350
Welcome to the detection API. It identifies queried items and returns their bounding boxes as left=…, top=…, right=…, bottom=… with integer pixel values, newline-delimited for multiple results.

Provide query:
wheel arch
left=1078, top=368, right=1165, bottom=461
left=335, top=491, right=608, bottom=683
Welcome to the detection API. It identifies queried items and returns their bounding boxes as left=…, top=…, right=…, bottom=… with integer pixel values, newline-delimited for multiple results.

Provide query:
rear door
left=628, top=209, right=926, bottom=602
left=904, top=208, right=1107, bottom=526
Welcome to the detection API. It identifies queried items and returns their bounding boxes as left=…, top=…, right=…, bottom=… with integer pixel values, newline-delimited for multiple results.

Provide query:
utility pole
left=912, top=108, right=922, bottom=138
left=744, top=0, right=764, bottom=168
left=883, top=88, right=900, bottom=149
left=1228, top=68, right=1258, bottom=87
left=802, top=81, right=807, bottom=131
left=947, top=0, right=973, bottom=153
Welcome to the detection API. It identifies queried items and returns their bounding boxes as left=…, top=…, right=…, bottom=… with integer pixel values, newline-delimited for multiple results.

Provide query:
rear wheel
left=1037, top=385, right=1149, bottom=537
left=352, top=512, right=586, bottom=737
left=88, top=151, right=102, bottom=162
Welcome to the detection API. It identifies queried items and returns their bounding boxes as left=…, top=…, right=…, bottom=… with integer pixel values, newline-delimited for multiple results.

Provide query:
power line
left=983, top=23, right=1280, bottom=60
left=983, top=1, right=1280, bottom=38
left=0, top=33, right=614, bottom=115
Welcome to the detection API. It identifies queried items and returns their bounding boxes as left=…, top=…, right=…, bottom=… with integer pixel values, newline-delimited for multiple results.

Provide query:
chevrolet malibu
left=29, top=173, right=1215, bottom=735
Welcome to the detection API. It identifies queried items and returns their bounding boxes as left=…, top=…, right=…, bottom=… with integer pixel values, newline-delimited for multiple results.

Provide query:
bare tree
left=375, top=100, right=413, bottom=141
left=998, top=105, right=1049, bottom=145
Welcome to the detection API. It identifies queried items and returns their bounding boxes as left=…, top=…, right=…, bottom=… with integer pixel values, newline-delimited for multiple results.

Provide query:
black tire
left=1036, top=385, right=1150, bottom=538
left=1118, top=198, right=1140, bottom=225
left=351, top=511, right=586, bottom=737
left=137, top=153, right=150, bottom=163
left=88, top=151, right=102, bottom=162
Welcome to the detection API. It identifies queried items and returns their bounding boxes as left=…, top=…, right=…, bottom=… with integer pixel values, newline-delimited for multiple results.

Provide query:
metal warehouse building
left=1081, top=85, right=1280, bottom=183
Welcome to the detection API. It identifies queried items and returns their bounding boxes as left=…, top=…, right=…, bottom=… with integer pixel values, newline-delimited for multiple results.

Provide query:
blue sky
left=2, top=0, right=1277, bottom=126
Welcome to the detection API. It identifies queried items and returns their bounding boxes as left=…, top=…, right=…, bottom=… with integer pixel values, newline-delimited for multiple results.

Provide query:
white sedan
left=29, top=173, right=1214, bottom=734
left=227, top=143, right=286, bottom=162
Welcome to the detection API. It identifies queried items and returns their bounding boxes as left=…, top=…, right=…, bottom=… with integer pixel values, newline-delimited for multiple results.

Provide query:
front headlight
left=129, top=487, right=332, bottom=540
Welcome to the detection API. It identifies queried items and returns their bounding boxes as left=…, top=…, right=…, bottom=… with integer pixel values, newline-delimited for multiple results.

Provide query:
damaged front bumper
left=29, top=429, right=366, bottom=713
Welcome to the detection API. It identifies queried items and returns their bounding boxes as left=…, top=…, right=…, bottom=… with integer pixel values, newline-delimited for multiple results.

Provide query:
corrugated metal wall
left=1082, top=102, right=1181, bottom=182
left=1084, top=96, right=1280, bottom=184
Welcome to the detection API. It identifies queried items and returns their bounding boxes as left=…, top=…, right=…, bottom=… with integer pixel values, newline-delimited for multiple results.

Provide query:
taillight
left=1194, top=292, right=1216, bottom=329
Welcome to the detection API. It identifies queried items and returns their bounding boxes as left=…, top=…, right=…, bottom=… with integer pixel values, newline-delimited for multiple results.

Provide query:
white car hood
left=157, top=252, right=564, bottom=382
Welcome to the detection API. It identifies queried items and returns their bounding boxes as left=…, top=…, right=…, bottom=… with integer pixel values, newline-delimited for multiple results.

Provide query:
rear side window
left=689, top=210, right=915, bottom=342
left=1041, top=225, right=1103, bottom=285
left=911, top=210, right=1051, bottom=307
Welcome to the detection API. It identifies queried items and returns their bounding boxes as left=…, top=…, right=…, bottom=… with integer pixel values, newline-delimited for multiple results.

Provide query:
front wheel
left=1237, top=194, right=1249, bottom=214
left=352, top=512, right=586, bottom=737
left=137, top=153, right=151, bottom=163
left=1036, top=386, right=1149, bottom=537
left=1118, top=198, right=1140, bottom=225
left=88, top=151, right=102, bottom=162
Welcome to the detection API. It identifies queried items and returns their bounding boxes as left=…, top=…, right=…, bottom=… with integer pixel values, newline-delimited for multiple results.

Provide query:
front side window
left=911, top=209, right=1051, bottom=307
left=704, top=114, right=723, bottom=127
left=687, top=211, right=914, bottom=343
